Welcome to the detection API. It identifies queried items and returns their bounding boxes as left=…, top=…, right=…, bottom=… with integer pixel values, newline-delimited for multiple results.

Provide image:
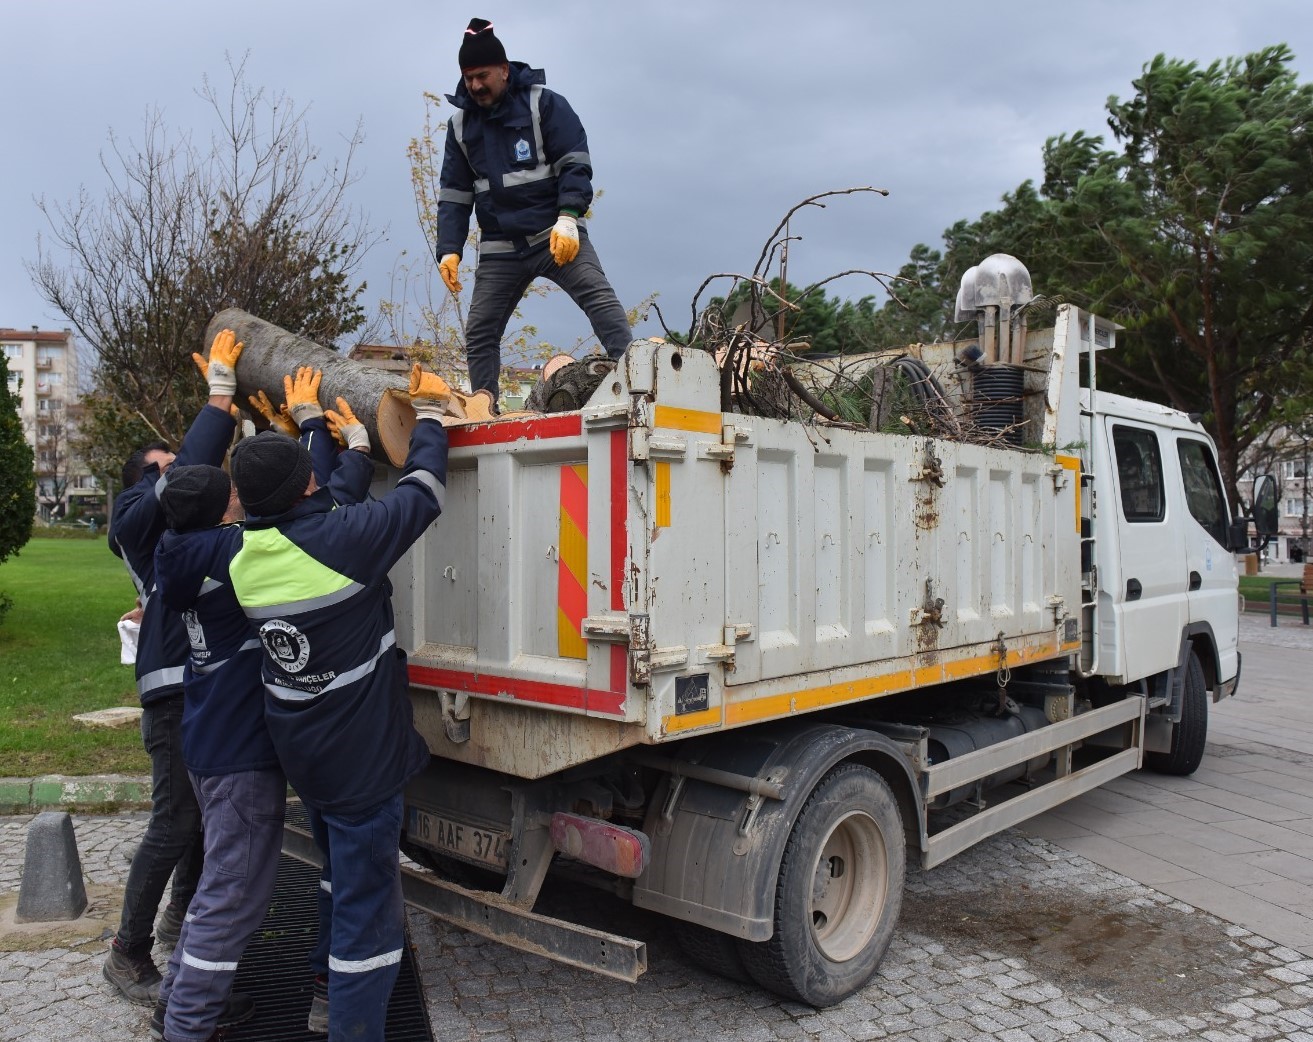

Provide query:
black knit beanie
left=459, top=17, right=507, bottom=69
left=160, top=465, right=232, bottom=533
left=230, top=432, right=313, bottom=517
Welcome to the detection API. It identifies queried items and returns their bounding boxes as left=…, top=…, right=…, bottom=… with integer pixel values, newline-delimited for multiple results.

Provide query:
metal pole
left=1270, top=582, right=1279, bottom=628
left=1302, top=431, right=1309, bottom=560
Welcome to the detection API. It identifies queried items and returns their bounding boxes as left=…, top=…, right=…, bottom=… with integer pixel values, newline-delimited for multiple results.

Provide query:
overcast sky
left=3, top=0, right=1311, bottom=358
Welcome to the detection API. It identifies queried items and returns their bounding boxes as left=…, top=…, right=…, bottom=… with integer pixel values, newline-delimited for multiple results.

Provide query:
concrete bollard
left=15, top=811, right=89, bottom=922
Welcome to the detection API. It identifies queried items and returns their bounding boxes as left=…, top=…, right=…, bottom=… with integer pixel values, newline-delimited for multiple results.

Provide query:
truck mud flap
left=283, top=819, right=647, bottom=983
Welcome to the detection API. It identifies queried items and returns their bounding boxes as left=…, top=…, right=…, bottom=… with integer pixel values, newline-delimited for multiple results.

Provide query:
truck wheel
left=672, top=921, right=752, bottom=984
left=1145, top=648, right=1208, bottom=776
left=736, top=764, right=905, bottom=1006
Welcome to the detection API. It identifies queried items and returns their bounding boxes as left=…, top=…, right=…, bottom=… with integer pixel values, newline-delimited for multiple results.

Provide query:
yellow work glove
left=324, top=397, right=370, bottom=453
left=204, top=328, right=243, bottom=396
left=283, top=367, right=324, bottom=427
left=408, top=363, right=459, bottom=422
left=248, top=390, right=299, bottom=437
left=439, top=254, right=463, bottom=295
left=549, top=214, right=579, bottom=265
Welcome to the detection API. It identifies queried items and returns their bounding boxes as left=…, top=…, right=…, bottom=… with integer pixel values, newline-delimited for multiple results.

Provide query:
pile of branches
left=651, top=187, right=1034, bottom=446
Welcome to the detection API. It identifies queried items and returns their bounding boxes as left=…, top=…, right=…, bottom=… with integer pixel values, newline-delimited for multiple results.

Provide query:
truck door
left=1172, top=435, right=1239, bottom=684
left=1104, top=420, right=1187, bottom=682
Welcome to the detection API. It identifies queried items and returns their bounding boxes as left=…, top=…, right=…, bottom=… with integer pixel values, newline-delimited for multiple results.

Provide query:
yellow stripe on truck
left=661, top=638, right=1067, bottom=734
left=653, top=405, right=722, bottom=434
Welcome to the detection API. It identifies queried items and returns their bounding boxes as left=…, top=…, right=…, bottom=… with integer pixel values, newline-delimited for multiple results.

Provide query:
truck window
left=1177, top=438, right=1228, bottom=546
left=1112, top=425, right=1165, bottom=522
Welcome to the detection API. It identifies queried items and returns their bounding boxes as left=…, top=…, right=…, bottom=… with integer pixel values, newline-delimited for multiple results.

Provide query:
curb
left=0, top=775, right=152, bottom=815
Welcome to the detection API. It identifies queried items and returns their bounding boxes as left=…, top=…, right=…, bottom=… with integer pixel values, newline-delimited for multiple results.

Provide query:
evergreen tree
left=0, top=353, right=36, bottom=624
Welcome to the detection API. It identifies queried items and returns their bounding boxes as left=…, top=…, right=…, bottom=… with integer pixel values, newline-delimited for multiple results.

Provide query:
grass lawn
left=1238, top=573, right=1305, bottom=604
left=0, top=536, right=148, bottom=776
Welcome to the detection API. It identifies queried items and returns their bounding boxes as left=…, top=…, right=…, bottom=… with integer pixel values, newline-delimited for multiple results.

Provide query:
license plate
left=407, top=807, right=509, bottom=870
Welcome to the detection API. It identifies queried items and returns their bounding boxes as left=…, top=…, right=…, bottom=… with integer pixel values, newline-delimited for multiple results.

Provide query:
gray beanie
left=230, top=432, right=313, bottom=517
left=160, top=465, right=231, bottom=532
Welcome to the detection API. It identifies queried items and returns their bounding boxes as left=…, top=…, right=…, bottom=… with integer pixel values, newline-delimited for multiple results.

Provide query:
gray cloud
left=3, top=0, right=1311, bottom=355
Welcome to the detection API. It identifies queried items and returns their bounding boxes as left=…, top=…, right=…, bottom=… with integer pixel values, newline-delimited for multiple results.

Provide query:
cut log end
left=380, top=391, right=417, bottom=467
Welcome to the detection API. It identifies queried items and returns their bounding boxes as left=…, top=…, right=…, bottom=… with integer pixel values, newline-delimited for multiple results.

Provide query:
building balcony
left=36, top=357, right=53, bottom=369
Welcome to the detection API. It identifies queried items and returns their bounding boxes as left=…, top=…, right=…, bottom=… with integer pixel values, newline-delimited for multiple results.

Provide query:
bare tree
left=28, top=411, right=74, bottom=520
left=29, top=54, right=378, bottom=458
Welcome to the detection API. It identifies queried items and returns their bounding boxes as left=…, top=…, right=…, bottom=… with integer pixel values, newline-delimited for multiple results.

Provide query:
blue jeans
left=160, top=768, right=286, bottom=1042
left=116, top=695, right=204, bottom=952
left=307, top=793, right=406, bottom=1042
left=465, top=234, right=632, bottom=398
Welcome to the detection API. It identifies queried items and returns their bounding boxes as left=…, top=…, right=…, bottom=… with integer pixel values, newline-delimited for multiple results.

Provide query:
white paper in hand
left=118, top=618, right=140, bottom=665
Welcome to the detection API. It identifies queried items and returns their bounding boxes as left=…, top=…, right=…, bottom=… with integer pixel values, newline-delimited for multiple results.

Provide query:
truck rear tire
left=1145, top=648, right=1208, bottom=776
left=736, top=764, right=905, bottom=1006
left=672, top=921, right=753, bottom=984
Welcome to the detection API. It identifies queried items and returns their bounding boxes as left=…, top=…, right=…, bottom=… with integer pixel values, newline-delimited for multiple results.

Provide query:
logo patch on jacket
left=260, top=619, right=311, bottom=673
left=514, top=137, right=531, bottom=162
left=184, top=610, right=209, bottom=659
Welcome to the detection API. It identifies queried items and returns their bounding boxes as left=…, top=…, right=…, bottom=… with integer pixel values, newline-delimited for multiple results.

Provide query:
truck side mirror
left=1252, top=474, right=1279, bottom=537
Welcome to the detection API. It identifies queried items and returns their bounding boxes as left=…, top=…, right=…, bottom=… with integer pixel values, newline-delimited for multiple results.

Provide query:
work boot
left=103, top=941, right=161, bottom=1005
left=154, top=904, right=185, bottom=948
left=307, top=973, right=329, bottom=1033
left=150, top=993, right=256, bottom=1040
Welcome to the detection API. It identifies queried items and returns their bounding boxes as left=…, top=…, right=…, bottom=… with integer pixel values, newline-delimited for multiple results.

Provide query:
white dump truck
left=265, top=259, right=1255, bottom=1006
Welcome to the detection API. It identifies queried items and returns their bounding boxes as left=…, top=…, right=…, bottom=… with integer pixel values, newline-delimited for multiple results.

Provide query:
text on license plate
left=408, top=807, right=509, bottom=870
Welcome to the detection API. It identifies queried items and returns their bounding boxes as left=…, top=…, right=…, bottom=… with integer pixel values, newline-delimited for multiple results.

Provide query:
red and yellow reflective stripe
left=557, top=464, right=588, bottom=659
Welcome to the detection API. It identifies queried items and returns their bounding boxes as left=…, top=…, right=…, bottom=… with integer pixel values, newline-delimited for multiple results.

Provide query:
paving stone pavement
left=3, top=619, right=1311, bottom=1041
left=4, top=811, right=1313, bottom=1042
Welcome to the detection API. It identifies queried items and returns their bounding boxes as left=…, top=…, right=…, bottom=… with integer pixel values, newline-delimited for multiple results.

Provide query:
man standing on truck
left=102, top=330, right=242, bottom=1005
left=437, top=17, right=632, bottom=404
left=227, top=368, right=452, bottom=1042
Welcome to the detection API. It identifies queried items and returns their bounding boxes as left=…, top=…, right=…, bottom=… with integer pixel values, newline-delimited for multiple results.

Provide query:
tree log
left=203, top=309, right=415, bottom=466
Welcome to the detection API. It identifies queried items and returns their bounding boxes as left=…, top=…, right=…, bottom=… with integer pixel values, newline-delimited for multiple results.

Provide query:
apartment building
left=1, top=326, right=102, bottom=522
left=1239, top=425, right=1313, bottom=563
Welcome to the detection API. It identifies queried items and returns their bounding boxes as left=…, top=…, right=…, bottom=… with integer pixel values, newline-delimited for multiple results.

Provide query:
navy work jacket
left=108, top=404, right=235, bottom=706
left=437, top=62, right=594, bottom=258
left=229, top=419, right=449, bottom=815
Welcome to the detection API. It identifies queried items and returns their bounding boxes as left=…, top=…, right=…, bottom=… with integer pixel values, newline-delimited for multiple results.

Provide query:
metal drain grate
left=222, top=851, right=433, bottom=1042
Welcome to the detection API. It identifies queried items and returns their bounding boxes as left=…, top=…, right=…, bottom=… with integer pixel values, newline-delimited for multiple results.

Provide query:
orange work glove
left=248, top=390, right=299, bottom=436
left=439, top=254, right=462, bottom=295
left=549, top=214, right=579, bottom=265
left=283, top=367, right=324, bottom=426
left=324, top=397, right=370, bottom=453
left=408, top=364, right=461, bottom=422
left=201, top=328, right=243, bottom=396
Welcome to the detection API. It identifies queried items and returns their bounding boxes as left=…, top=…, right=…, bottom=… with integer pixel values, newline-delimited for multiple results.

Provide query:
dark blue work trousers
left=159, top=768, right=286, bottom=1042
left=465, top=234, right=632, bottom=398
left=116, top=695, right=203, bottom=952
left=307, top=793, right=407, bottom=1042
